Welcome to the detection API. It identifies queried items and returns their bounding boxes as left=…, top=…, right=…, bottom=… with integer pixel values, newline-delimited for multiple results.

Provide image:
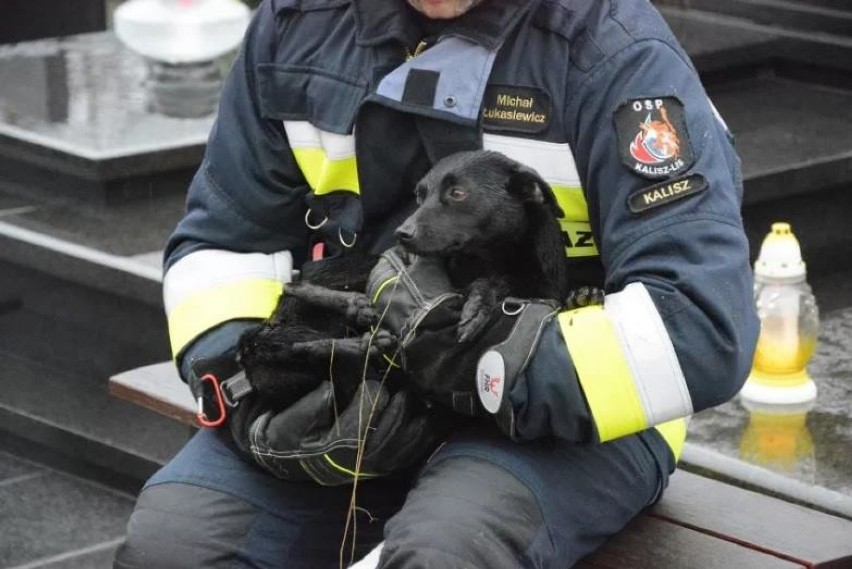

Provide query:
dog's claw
left=363, top=329, right=397, bottom=357
left=457, top=313, right=489, bottom=343
left=346, top=294, right=378, bottom=328
left=564, top=286, right=605, bottom=310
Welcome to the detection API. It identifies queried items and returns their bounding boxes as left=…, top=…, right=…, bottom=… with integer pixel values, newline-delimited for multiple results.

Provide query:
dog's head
left=395, top=150, right=564, bottom=258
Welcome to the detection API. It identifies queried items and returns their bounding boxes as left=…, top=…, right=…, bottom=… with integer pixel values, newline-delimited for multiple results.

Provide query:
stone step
left=659, top=6, right=852, bottom=76
left=0, top=449, right=133, bottom=568
left=655, top=0, right=852, bottom=36
left=0, top=255, right=189, bottom=490
left=711, top=76, right=852, bottom=205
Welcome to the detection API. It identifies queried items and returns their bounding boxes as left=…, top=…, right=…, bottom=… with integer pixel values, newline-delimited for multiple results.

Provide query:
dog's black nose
left=394, top=225, right=415, bottom=245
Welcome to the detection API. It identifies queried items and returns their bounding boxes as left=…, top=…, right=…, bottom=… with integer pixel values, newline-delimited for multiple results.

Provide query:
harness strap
left=220, top=370, right=254, bottom=408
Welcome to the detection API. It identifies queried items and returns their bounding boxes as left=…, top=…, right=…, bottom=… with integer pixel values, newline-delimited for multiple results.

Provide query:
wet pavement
left=688, top=274, right=852, bottom=514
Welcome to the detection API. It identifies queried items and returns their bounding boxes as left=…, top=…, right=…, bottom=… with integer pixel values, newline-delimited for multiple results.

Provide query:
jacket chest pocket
left=257, top=64, right=368, bottom=195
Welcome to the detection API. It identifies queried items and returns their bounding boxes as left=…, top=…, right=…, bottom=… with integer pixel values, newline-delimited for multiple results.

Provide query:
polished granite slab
left=0, top=32, right=215, bottom=159
left=0, top=32, right=213, bottom=198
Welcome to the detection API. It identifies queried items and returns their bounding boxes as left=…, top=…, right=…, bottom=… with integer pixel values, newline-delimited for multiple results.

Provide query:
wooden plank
left=577, top=516, right=805, bottom=569
left=652, top=470, right=852, bottom=568
left=108, top=362, right=849, bottom=569
left=109, top=361, right=197, bottom=426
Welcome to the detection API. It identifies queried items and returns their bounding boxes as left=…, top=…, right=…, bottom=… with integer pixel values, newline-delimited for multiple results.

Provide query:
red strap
left=312, top=242, right=325, bottom=261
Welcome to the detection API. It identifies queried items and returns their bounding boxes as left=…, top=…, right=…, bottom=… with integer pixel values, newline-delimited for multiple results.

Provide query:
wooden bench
left=111, top=363, right=852, bottom=568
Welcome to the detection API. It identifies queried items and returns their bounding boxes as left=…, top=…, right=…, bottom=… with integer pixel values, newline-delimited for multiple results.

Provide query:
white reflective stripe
left=283, top=120, right=355, bottom=160
left=604, top=282, right=693, bottom=425
left=163, top=249, right=293, bottom=314
left=350, top=543, right=383, bottom=568
left=708, top=98, right=729, bottom=132
left=482, top=133, right=581, bottom=188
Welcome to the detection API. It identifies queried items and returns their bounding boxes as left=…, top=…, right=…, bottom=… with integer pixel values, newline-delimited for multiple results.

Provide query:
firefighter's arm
left=491, top=39, right=760, bottom=448
left=163, top=2, right=308, bottom=381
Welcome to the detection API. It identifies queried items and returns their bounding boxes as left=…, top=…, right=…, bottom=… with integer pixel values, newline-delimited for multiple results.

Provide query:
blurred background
left=0, top=1, right=850, bottom=567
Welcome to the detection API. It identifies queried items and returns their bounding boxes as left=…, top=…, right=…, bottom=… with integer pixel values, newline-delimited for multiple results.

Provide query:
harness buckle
left=195, top=370, right=255, bottom=428
left=220, top=371, right=254, bottom=408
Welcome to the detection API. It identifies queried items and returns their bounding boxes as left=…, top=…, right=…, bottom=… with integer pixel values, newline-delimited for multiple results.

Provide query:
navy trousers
left=114, top=425, right=673, bottom=568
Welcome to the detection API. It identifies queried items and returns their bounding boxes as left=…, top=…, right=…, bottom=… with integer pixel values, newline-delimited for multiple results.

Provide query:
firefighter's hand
left=227, top=380, right=450, bottom=485
left=401, top=298, right=560, bottom=418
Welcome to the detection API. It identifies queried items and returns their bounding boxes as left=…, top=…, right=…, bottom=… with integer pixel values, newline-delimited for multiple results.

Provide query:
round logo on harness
left=476, top=350, right=505, bottom=414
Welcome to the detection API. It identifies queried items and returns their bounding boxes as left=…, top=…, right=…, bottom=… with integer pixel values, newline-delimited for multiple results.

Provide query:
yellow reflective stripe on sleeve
left=167, top=279, right=283, bottom=357
left=655, top=417, right=687, bottom=461
left=291, top=148, right=360, bottom=196
left=558, top=306, right=649, bottom=441
left=163, top=249, right=293, bottom=315
left=284, top=120, right=360, bottom=195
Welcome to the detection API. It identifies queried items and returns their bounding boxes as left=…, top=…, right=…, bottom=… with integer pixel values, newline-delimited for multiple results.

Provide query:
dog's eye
left=447, top=187, right=468, bottom=201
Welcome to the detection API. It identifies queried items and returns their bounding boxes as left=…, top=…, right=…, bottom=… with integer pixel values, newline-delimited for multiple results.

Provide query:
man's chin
left=406, top=0, right=483, bottom=19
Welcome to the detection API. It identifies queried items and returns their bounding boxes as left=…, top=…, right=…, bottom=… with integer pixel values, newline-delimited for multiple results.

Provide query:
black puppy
left=394, top=150, right=573, bottom=341
left=237, top=150, right=596, bottom=411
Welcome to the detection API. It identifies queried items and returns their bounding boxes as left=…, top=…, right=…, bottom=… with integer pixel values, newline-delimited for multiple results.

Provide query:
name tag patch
left=482, top=85, right=550, bottom=133
left=615, top=97, right=694, bottom=179
left=628, top=174, right=707, bottom=214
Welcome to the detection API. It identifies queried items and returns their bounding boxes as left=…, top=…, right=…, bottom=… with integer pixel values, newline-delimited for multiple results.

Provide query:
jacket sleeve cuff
left=177, top=320, right=260, bottom=382
left=497, top=319, right=594, bottom=442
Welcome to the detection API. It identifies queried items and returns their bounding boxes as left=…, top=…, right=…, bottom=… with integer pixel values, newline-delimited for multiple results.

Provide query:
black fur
left=395, top=150, right=571, bottom=341
left=235, top=250, right=393, bottom=410
left=237, top=150, right=594, bottom=410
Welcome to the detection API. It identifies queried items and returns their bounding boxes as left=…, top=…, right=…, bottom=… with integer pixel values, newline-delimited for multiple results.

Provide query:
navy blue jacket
left=162, top=0, right=759, bottom=456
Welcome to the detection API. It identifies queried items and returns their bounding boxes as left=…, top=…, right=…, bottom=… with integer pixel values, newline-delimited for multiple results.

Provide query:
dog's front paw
left=362, top=329, right=398, bottom=358
left=564, top=286, right=605, bottom=310
left=457, top=310, right=490, bottom=343
left=346, top=293, right=378, bottom=329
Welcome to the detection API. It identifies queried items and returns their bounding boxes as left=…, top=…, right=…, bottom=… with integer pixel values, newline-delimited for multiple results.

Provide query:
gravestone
left=0, top=0, right=106, bottom=44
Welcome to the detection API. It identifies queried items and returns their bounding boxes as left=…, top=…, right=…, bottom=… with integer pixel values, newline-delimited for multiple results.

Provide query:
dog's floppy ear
left=507, top=161, right=570, bottom=301
left=507, top=164, right=565, bottom=219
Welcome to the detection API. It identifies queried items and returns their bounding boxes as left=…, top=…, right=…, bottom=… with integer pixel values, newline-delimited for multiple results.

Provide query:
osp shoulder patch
left=482, top=85, right=550, bottom=134
left=628, top=174, right=707, bottom=214
left=615, top=97, right=694, bottom=179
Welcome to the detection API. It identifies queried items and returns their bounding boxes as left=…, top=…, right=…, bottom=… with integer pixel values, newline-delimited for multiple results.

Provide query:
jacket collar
left=353, top=0, right=533, bottom=50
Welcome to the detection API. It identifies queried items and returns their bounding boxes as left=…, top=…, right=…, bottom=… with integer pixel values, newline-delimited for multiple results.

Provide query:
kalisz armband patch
left=615, top=97, right=694, bottom=179
left=627, top=174, right=707, bottom=214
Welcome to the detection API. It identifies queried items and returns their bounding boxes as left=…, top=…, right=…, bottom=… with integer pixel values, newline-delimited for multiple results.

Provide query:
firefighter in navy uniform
left=115, top=0, right=759, bottom=567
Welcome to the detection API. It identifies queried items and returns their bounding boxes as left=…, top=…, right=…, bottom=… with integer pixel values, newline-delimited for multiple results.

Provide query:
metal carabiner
left=338, top=227, right=358, bottom=248
left=502, top=299, right=527, bottom=316
left=305, top=208, right=328, bottom=230
left=196, top=373, right=227, bottom=428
